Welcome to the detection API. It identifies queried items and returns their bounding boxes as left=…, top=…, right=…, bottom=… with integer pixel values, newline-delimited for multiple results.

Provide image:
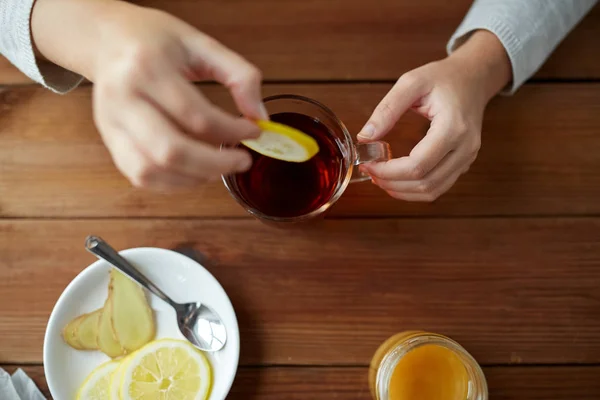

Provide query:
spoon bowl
left=175, top=301, right=227, bottom=351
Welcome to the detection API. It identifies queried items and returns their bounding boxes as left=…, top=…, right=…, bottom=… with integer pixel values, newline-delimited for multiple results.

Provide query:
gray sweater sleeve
left=0, top=0, right=82, bottom=93
left=447, top=0, right=597, bottom=94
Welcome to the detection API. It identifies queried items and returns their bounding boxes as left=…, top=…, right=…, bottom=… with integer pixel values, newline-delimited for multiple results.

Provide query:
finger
left=101, top=126, right=150, bottom=186
left=100, top=126, right=200, bottom=189
left=120, top=98, right=253, bottom=179
left=358, top=73, right=428, bottom=141
left=385, top=169, right=463, bottom=202
left=372, top=148, right=471, bottom=193
left=186, top=34, right=268, bottom=120
left=128, top=163, right=203, bottom=191
left=142, top=74, right=260, bottom=144
left=362, top=114, right=457, bottom=181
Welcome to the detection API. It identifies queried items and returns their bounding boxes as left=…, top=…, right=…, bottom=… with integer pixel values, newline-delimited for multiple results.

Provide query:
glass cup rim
left=221, top=94, right=355, bottom=223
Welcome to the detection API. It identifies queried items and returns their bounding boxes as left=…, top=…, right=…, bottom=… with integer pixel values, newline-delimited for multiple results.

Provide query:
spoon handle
left=85, top=235, right=178, bottom=308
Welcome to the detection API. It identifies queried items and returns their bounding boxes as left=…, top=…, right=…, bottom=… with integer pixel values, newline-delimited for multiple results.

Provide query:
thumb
left=358, top=73, right=427, bottom=142
left=187, top=35, right=268, bottom=121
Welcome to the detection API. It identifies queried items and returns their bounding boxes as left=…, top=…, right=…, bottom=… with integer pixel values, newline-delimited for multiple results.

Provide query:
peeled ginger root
left=77, top=309, right=102, bottom=350
left=62, top=269, right=155, bottom=357
left=110, top=269, right=155, bottom=352
left=62, top=314, right=85, bottom=350
left=97, top=296, right=126, bottom=358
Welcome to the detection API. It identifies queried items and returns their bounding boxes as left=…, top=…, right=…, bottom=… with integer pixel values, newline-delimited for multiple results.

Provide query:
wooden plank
left=5, top=365, right=600, bottom=399
left=156, top=0, right=599, bottom=80
left=2, top=83, right=600, bottom=218
left=1, top=1, right=599, bottom=84
left=1, top=219, right=600, bottom=364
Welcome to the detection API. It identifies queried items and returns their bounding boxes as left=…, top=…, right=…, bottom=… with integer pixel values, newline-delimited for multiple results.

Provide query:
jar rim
left=375, top=333, right=488, bottom=400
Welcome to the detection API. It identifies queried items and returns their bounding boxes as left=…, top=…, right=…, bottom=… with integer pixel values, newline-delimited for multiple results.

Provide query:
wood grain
left=3, top=2, right=599, bottom=398
left=2, top=83, right=600, bottom=218
left=0, top=58, right=30, bottom=85
left=1, top=1, right=599, bottom=84
left=1, top=218, right=600, bottom=364
left=5, top=365, right=600, bottom=399
left=139, top=0, right=600, bottom=80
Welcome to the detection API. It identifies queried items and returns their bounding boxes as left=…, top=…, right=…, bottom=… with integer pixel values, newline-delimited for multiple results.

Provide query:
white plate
left=44, top=247, right=240, bottom=400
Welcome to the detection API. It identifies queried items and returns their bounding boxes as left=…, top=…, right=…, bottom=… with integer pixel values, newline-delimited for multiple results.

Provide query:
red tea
left=234, top=112, right=343, bottom=218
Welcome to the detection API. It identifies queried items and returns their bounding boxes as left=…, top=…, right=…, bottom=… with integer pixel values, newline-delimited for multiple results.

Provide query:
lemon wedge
left=77, top=360, right=120, bottom=400
left=119, top=339, right=212, bottom=400
left=242, top=120, right=319, bottom=162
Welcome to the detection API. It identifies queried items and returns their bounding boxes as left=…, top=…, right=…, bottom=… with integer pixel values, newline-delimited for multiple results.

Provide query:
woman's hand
left=358, top=30, right=511, bottom=201
left=32, top=0, right=267, bottom=190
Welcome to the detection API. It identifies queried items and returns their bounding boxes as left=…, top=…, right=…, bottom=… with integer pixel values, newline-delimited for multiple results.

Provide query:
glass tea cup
left=222, top=94, right=391, bottom=223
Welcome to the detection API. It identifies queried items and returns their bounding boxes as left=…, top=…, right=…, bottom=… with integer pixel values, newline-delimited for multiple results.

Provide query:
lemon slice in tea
left=242, top=120, right=319, bottom=163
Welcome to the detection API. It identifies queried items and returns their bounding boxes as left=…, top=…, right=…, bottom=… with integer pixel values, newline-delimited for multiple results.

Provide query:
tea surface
left=235, top=112, right=343, bottom=218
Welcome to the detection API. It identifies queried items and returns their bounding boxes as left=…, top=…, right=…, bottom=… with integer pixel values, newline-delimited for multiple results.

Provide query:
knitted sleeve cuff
left=447, top=15, right=523, bottom=95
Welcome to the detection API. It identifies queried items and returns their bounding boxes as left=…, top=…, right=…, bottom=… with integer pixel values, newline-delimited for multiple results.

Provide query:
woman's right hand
left=32, top=0, right=267, bottom=190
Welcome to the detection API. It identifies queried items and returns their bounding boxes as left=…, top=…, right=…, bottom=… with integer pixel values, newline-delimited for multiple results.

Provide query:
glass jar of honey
left=369, top=331, right=488, bottom=400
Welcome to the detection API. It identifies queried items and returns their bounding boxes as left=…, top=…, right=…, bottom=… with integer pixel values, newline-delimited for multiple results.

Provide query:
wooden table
left=2, top=1, right=600, bottom=398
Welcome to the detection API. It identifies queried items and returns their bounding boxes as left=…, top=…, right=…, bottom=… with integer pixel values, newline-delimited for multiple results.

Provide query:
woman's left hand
left=358, top=30, right=511, bottom=202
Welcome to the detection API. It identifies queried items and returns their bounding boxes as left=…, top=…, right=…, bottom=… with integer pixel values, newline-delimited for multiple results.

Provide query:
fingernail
left=357, top=123, right=375, bottom=140
left=258, top=103, right=269, bottom=120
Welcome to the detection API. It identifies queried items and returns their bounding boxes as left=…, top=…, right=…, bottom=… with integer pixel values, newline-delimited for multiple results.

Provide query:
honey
left=369, top=331, right=487, bottom=400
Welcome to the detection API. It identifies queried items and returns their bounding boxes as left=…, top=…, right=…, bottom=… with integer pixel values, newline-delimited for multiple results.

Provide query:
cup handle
left=351, top=141, right=392, bottom=183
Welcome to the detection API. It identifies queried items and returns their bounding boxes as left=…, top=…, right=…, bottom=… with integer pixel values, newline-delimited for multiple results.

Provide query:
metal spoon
left=85, top=235, right=227, bottom=352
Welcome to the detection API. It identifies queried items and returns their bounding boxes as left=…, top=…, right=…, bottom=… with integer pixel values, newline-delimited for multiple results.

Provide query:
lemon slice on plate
left=110, top=356, right=130, bottom=400
left=77, top=360, right=120, bottom=400
left=119, top=339, right=212, bottom=400
left=242, top=120, right=319, bottom=162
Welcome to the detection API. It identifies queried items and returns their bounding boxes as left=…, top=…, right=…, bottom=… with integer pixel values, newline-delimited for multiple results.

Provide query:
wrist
left=447, top=30, right=512, bottom=102
left=31, top=0, right=133, bottom=81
